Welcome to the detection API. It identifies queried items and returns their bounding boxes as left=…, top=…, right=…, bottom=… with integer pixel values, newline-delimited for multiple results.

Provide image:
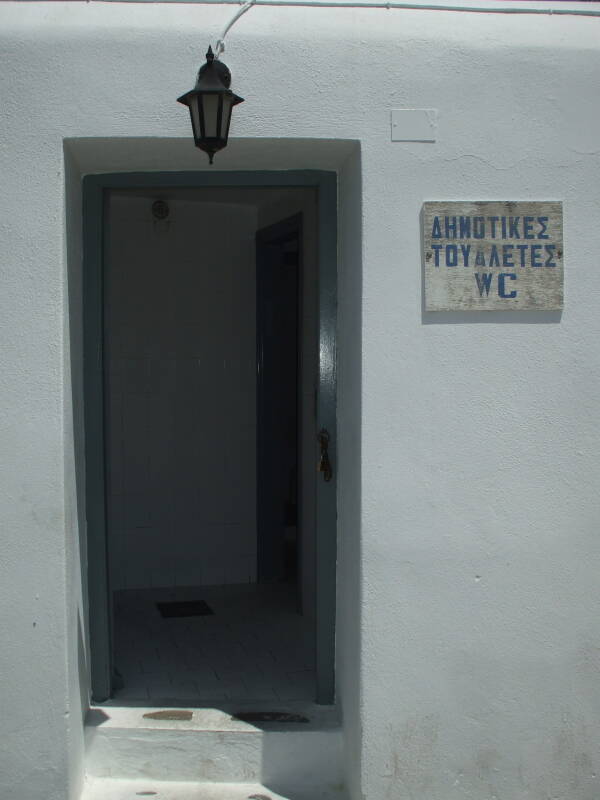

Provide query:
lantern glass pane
left=202, top=95, right=219, bottom=138
left=220, top=96, right=233, bottom=139
left=189, top=95, right=202, bottom=140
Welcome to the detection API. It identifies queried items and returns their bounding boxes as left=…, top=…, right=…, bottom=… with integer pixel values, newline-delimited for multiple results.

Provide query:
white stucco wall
left=1, top=3, right=600, bottom=800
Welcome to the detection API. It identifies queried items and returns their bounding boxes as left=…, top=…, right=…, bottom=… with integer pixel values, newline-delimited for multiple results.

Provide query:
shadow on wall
left=77, top=612, right=89, bottom=717
left=64, top=145, right=92, bottom=720
left=422, top=310, right=562, bottom=325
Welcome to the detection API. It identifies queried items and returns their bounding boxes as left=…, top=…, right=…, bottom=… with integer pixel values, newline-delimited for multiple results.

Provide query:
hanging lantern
left=178, top=46, right=244, bottom=165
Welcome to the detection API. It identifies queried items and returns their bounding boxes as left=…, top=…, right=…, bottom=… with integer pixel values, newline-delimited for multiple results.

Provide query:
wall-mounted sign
left=422, top=201, right=563, bottom=311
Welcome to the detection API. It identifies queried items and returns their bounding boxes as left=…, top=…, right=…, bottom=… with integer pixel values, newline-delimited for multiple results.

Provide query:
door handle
left=317, top=429, right=333, bottom=482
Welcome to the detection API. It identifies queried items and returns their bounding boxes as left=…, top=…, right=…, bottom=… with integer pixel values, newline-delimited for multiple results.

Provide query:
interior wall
left=105, top=194, right=258, bottom=590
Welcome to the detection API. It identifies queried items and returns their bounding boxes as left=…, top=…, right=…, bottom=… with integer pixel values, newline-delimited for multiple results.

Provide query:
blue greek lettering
left=446, top=245, right=458, bottom=266
left=544, top=244, right=556, bottom=267
left=498, top=273, right=517, bottom=299
left=445, top=216, right=457, bottom=239
left=473, top=217, right=485, bottom=239
left=475, top=273, right=493, bottom=297
left=488, top=216, right=500, bottom=238
left=531, top=244, right=543, bottom=267
left=516, top=244, right=528, bottom=267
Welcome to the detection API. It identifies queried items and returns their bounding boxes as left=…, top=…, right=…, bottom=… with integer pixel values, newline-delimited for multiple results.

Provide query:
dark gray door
left=256, top=215, right=301, bottom=585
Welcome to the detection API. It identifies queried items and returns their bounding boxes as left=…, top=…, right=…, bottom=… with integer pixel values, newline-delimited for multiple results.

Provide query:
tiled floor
left=112, top=583, right=315, bottom=704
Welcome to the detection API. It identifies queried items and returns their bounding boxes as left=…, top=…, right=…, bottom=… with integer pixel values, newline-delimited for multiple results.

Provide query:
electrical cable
left=70, top=0, right=600, bottom=18
left=209, top=0, right=600, bottom=14
left=214, top=0, right=257, bottom=59
left=202, top=0, right=600, bottom=59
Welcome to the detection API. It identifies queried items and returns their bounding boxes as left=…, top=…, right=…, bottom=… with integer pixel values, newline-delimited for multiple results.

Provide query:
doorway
left=83, top=172, right=337, bottom=706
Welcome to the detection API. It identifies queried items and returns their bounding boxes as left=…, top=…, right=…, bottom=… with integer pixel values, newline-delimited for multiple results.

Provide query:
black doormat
left=156, top=600, right=214, bottom=618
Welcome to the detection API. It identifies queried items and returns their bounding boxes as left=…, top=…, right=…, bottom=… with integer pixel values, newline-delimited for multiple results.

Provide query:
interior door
left=256, top=215, right=301, bottom=586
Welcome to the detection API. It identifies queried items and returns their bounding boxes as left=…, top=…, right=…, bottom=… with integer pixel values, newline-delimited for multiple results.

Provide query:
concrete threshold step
left=85, top=703, right=343, bottom=795
left=81, top=777, right=346, bottom=800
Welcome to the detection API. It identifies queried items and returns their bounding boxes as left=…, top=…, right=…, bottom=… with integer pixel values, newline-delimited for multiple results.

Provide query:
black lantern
left=178, top=46, right=244, bottom=164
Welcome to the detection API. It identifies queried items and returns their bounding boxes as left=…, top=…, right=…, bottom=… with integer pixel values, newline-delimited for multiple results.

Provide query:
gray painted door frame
left=83, top=170, right=337, bottom=704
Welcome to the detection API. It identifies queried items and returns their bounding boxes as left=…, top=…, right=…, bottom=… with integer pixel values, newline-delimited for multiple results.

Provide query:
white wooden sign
left=422, top=201, right=563, bottom=311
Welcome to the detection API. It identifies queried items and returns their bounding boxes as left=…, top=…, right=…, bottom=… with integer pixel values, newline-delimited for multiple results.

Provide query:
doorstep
left=84, top=702, right=344, bottom=797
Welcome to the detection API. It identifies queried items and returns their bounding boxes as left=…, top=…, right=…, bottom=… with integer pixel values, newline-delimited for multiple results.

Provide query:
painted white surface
left=106, top=194, right=258, bottom=589
left=0, top=3, right=599, bottom=800
left=391, top=109, right=437, bottom=142
left=85, top=715, right=343, bottom=787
